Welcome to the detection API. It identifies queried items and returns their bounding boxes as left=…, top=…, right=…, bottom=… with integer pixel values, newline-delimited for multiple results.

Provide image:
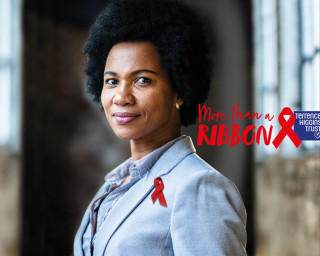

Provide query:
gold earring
left=175, top=102, right=180, bottom=109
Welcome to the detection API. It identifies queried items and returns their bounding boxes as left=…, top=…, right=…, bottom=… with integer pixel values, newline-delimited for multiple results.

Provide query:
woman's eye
left=105, top=79, right=118, bottom=86
left=135, top=77, right=151, bottom=85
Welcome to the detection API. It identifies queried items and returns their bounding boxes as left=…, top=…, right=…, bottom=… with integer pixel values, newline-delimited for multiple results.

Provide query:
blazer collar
left=93, top=136, right=196, bottom=255
left=148, top=135, right=195, bottom=178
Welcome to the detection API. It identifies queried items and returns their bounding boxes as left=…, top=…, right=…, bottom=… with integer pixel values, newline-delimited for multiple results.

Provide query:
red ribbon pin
left=151, top=177, right=167, bottom=207
left=272, top=107, right=301, bottom=148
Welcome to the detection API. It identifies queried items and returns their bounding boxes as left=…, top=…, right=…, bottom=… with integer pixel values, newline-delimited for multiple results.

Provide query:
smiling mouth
left=112, top=112, right=141, bottom=124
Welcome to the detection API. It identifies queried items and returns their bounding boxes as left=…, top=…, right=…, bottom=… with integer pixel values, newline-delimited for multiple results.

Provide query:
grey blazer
left=74, top=136, right=247, bottom=255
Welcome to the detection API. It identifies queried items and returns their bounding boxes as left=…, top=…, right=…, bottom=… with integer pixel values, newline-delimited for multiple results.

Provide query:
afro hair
left=83, top=0, right=213, bottom=126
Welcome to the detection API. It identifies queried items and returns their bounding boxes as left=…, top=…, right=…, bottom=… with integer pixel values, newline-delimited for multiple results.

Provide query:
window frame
left=253, top=0, right=320, bottom=160
left=0, top=0, right=22, bottom=153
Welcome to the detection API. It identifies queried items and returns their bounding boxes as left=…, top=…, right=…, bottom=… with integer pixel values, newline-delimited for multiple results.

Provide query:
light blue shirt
left=82, top=136, right=185, bottom=255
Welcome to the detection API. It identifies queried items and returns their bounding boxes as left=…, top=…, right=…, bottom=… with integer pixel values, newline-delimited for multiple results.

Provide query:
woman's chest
left=94, top=196, right=173, bottom=256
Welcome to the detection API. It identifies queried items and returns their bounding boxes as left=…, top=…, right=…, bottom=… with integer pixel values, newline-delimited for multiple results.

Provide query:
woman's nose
left=113, top=82, right=135, bottom=105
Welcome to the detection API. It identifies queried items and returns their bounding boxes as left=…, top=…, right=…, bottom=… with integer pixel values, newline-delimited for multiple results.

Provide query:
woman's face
left=101, top=41, right=181, bottom=142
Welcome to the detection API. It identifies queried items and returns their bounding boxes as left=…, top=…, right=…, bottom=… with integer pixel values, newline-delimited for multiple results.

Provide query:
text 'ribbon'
left=151, top=177, right=167, bottom=207
left=272, top=107, right=301, bottom=148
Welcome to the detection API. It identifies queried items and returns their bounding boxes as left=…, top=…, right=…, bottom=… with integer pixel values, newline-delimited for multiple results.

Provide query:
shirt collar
left=104, top=158, right=132, bottom=182
left=104, top=135, right=185, bottom=182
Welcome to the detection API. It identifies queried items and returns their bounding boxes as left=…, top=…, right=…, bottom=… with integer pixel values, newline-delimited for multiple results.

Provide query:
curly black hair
left=84, top=0, right=213, bottom=126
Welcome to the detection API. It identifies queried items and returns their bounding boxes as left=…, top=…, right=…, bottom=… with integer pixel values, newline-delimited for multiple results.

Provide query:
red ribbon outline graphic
left=151, top=177, right=167, bottom=207
left=272, top=107, right=301, bottom=148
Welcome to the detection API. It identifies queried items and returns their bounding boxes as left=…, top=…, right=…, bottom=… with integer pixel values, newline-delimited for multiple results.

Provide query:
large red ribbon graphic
left=151, top=177, right=167, bottom=207
left=272, top=107, right=301, bottom=148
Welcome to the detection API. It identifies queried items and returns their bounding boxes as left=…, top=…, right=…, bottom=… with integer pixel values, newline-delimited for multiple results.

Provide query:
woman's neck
left=130, top=132, right=181, bottom=162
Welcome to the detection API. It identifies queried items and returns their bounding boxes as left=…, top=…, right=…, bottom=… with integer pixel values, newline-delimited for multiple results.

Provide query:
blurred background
left=0, top=0, right=319, bottom=255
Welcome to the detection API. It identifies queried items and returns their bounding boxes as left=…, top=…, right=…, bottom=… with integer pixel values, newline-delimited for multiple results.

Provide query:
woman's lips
left=112, top=112, right=141, bottom=124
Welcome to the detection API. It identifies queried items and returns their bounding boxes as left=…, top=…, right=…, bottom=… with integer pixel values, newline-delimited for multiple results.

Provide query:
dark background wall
left=21, top=0, right=254, bottom=255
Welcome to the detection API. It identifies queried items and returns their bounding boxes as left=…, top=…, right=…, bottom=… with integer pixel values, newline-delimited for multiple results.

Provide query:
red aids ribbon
left=272, top=107, right=301, bottom=148
left=151, top=177, right=167, bottom=207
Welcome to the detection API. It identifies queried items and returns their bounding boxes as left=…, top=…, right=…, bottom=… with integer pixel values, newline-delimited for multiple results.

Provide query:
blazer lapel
left=74, top=177, right=114, bottom=255
left=93, top=136, right=196, bottom=256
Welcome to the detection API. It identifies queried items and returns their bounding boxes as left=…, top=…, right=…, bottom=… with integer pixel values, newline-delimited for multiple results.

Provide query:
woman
left=74, top=0, right=247, bottom=255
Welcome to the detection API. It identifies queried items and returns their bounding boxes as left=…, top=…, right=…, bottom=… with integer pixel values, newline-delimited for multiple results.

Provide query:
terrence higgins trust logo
left=196, top=103, right=320, bottom=148
left=294, top=111, right=320, bottom=140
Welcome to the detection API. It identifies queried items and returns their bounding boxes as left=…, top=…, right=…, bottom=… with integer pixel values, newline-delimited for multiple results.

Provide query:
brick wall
left=256, top=154, right=320, bottom=256
left=0, top=149, right=20, bottom=256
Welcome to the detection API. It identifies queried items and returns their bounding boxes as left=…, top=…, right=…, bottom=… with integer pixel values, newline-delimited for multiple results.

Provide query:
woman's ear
left=177, top=98, right=184, bottom=106
left=174, top=97, right=184, bottom=109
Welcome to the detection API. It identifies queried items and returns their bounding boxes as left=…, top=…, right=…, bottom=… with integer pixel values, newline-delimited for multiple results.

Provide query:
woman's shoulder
left=172, top=152, right=236, bottom=187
